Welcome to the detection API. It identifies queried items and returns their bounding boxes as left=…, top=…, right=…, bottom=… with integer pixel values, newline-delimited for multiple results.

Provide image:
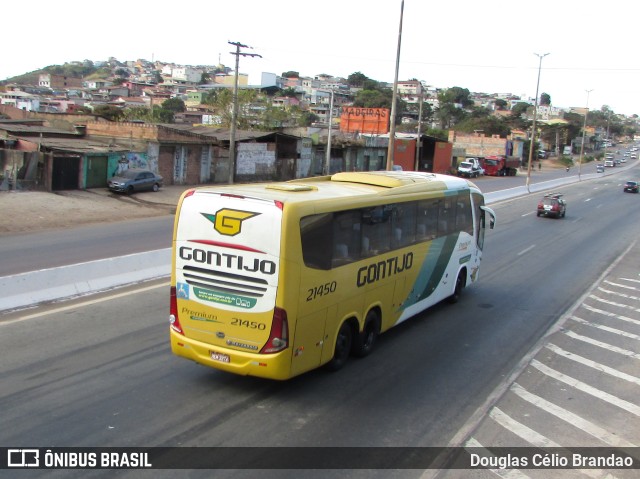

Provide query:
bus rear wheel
left=325, top=321, right=352, bottom=371
left=352, top=310, right=380, bottom=358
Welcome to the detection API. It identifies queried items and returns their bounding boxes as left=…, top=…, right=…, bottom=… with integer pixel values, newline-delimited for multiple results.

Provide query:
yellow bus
left=170, top=171, right=496, bottom=380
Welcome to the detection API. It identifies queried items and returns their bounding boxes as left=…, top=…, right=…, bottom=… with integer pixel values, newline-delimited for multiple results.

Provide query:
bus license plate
left=210, top=351, right=230, bottom=363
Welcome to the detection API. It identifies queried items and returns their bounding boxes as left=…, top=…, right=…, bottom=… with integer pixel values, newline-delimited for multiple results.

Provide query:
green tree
left=203, top=88, right=258, bottom=128
left=438, top=87, right=474, bottom=108
left=435, top=102, right=466, bottom=129
left=353, top=89, right=392, bottom=109
left=540, top=92, right=551, bottom=106
left=161, top=98, right=186, bottom=113
left=281, top=71, right=299, bottom=78
left=454, top=115, right=510, bottom=137
left=93, top=105, right=124, bottom=121
left=347, top=72, right=369, bottom=88
left=494, top=99, right=508, bottom=110
left=281, top=87, right=298, bottom=98
left=298, top=110, right=319, bottom=127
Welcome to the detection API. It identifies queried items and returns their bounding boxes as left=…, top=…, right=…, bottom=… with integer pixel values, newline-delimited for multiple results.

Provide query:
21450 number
left=306, top=281, right=337, bottom=301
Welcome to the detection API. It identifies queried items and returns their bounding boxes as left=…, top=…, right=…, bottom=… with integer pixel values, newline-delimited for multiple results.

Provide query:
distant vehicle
left=623, top=181, right=639, bottom=193
left=107, top=168, right=163, bottom=194
left=604, top=160, right=615, bottom=167
left=596, top=164, right=605, bottom=173
left=537, top=150, right=549, bottom=159
left=537, top=193, right=566, bottom=218
left=457, top=158, right=484, bottom=178
left=482, top=155, right=519, bottom=176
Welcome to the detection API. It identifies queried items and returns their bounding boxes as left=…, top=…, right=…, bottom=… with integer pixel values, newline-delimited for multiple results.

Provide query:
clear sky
left=4, top=0, right=638, bottom=116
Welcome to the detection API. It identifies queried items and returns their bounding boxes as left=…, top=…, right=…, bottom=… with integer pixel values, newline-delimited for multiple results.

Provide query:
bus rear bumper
left=170, top=329, right=292, bottom=380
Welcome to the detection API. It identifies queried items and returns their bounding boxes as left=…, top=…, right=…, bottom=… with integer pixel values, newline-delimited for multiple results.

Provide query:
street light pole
left=228, top=41, right=261, bottom=185
left=578, top=89, right=593, bottom=180
left=525, top=52, right=549, bottom=193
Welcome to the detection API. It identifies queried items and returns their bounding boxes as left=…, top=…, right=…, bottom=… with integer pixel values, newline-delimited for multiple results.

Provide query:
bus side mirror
left=480, top=206, right=496, bottom=230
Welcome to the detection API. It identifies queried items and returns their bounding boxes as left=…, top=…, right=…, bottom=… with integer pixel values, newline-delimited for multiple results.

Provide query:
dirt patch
left=0, top=187, right=188, bottom=236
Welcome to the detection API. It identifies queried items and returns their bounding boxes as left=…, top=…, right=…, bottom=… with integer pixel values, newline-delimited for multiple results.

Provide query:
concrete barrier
left=0, top=248, right=171, bottom=312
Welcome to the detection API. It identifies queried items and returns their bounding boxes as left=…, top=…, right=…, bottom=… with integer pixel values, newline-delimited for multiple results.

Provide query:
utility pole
left=324, top=89, right=335, bottom=175
left=578, top=89, right=593, bottom=180
left=386, top=0, right=404, bottom=171
left=414, top=86, right=424, bottom=171
left=525, top=52, right=549, bottom=193
left=228, top=41, right=261, bottom=184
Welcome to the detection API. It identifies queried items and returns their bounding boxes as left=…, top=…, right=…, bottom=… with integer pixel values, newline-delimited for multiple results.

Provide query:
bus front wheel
left=448, top=271, right=466, bottom=304
left=325, top=321, right=352, bottom=371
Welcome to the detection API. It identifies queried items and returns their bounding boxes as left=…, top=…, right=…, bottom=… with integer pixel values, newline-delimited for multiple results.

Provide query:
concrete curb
left=0, top=248, right=171, bottom=312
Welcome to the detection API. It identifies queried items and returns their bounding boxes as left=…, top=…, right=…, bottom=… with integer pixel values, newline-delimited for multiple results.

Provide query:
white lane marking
left=511, top=383, right=637, bottom=447
left=564, top=330, right=640, bottom=360
left=0, top=282, right=170, bottom=325
left=582, top=303, right=640, bottom=327
left=605, top=280, right=640, bottom=290
left=531, top=359, right=640, bottom=416
left=490, top=408, right=559, bottom=447
left=597, top=286, right=640, bottom=300
left=489, top=408, right=612, bottom=479
left=572, top=316, right=640, bottom=341
left=545, top=343, right=640, bottom=386
left=517, top=245, right=535, bottom=256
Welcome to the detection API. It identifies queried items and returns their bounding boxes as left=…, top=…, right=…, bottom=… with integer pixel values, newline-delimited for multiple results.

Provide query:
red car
left=623, top=181, right=639, bottom=193
left=537, top=193, right=566, bottom=218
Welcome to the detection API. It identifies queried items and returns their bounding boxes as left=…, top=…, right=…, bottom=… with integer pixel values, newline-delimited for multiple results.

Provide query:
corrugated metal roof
left=0, top=124, right=76, bottom=135
left=13, top=136, right=128, bottom=153
left=161, top=124, right=278, bottom=141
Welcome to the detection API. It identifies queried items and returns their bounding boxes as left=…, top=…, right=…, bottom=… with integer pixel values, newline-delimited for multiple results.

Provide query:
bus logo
left=201, top=209, right=260, bottom=236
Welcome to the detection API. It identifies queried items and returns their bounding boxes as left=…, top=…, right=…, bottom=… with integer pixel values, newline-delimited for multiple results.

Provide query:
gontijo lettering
left=179, top=247, right=276, bottom=275
left=356, top=253, right=413, bottom=287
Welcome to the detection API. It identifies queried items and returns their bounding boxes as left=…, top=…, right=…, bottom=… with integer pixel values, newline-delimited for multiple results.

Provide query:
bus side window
left=392, top=202, right=417, bottom=248
left=300, top=213, right=333, bottom=270
left=332, top=210, right=362, bottom=266
left=418, top=199, right=438, bottom=240
left=439, top=198, right=455, bottom=237
left=455, top=193, right=473, bottom=236
left=362, top=206, right=391, bottom=255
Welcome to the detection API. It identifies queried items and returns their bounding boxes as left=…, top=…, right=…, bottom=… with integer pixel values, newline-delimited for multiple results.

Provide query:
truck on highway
left=482, top=155, right=520, bottom=176
left=457, top=158, right=484, bottom=178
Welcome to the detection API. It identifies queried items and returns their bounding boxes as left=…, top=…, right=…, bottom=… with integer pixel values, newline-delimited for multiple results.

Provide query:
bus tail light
left=260, top=307, right=289, bottom=354
left=169, top=286, right=184, bottom=335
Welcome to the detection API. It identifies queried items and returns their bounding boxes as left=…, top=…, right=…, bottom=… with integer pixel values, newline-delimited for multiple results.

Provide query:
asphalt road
left=0, top=159, right=614, bottom=277
left=1, top=165, right=638, bottom=478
